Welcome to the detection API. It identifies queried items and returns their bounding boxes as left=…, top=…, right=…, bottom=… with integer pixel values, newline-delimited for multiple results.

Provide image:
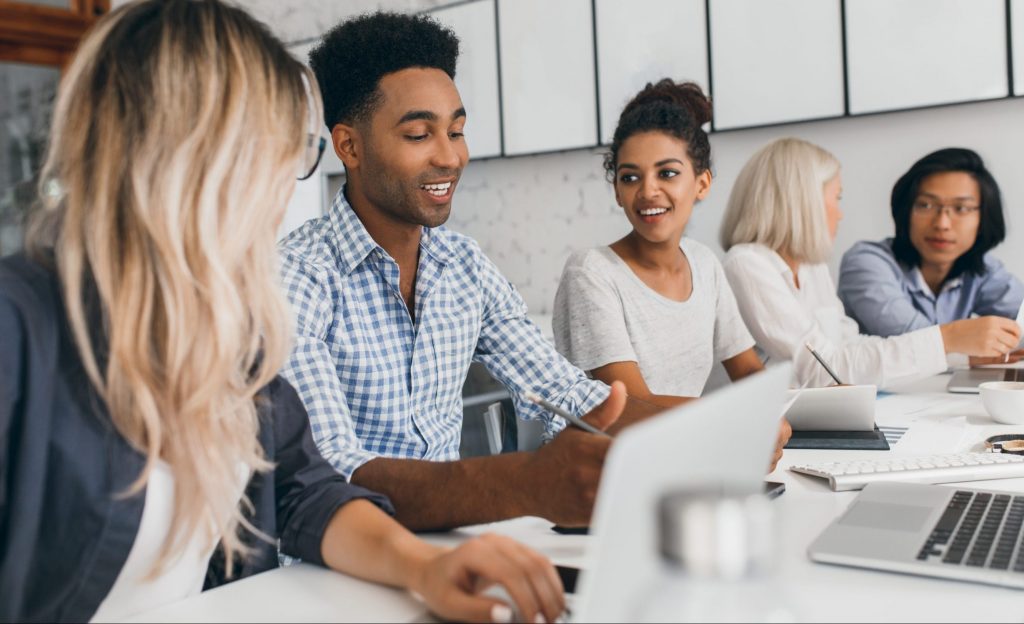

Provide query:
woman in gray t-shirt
left=553, top=80, right=763, bottom=404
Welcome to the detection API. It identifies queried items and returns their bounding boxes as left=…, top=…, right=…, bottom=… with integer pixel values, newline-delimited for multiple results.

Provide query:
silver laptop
left=947, top=367, right=1024, bottom=393
left=572, top=364, right=791, bottom=622
left=809, top=481, right=1024, bottom=589
left=948, top=301, right=1024, bottom=393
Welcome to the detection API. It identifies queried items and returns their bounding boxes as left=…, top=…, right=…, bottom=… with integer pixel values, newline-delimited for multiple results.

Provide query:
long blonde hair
left=29, top=0, right=318, bottom=575
left=720, top=137, right=840, bottom=264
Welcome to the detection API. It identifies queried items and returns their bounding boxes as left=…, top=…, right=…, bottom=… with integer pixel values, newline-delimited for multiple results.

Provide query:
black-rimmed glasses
left=911, top=199, right=980, bottom=219
left=298, top=134, right=327, bottom=181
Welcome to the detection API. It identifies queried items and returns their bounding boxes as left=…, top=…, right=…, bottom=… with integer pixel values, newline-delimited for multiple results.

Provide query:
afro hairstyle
left=308, top=11, right=459, bottom=129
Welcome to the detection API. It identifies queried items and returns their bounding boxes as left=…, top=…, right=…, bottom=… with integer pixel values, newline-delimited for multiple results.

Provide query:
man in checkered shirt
left=277, top=12, right=679, bottom=531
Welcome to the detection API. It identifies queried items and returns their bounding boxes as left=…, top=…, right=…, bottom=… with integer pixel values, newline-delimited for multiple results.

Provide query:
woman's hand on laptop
left=769, top=418, right=792, bottom=473
left=524, top=381, right=627, bottom=527
left=411, top=533, right=565, bottom=623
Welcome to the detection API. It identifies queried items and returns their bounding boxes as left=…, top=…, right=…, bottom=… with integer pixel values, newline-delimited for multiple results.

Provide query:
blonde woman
left=0, top=2, right=568, bottom=623
left=719, top=138, right=1020, bottom=388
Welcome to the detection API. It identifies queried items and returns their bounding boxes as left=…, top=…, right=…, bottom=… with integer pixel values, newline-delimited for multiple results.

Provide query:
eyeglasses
left=911, top=199, right=980, bottom=219
left=298, top=133, right=327, bottom=181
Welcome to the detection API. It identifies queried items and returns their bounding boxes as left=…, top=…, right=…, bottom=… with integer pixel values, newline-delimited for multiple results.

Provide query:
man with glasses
left=838, top=147, right=1023, bottom=361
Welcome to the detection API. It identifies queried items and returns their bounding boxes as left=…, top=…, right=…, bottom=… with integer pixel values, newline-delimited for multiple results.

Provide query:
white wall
left=150, top=0, right=452, bottom=43
left=451, top=97, right=1024, bottom=316
left=117, top=1, right=1024, bottom=318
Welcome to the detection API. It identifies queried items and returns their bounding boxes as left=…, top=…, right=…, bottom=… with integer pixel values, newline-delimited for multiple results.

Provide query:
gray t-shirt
left=553, top=238, right=755, bottom=397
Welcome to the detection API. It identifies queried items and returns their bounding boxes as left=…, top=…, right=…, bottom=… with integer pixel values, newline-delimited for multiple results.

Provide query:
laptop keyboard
left=918, top=490, right=1024, bottom=571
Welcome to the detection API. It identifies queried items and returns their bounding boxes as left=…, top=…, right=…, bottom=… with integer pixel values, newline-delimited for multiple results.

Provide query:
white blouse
left=722, top=243, right=947, bottom=389
left=90, top=461, right=246, bottom=623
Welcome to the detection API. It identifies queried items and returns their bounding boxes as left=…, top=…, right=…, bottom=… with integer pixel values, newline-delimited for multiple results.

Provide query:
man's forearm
left=606, top=395, right=678, bottom=434
left=350, top=393, right=663, bottom=530
left=350, top=452, right=539, bottom=531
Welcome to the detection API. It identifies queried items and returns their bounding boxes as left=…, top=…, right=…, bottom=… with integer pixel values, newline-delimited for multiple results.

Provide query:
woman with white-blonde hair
left=720, top=137, right=1019, bottom=388
left=0, top=1, right=565, bottom=622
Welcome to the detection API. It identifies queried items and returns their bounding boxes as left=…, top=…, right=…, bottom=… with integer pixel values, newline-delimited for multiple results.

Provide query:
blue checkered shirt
left=279, top=190, right=610, bottom=479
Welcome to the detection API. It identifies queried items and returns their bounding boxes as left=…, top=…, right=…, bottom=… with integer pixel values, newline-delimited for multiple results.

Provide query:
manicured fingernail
left=534, top=614, right=546, bottom=624
left=490, top=604, right=512, bottom=624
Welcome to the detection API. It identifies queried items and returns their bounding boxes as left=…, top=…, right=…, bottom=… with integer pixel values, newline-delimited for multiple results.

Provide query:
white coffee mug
left=979, top=381, right=1024, bottom=425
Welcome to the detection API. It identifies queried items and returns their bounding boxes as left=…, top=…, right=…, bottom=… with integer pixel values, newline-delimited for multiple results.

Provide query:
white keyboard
left=789, top=453, right=1024, bottom=491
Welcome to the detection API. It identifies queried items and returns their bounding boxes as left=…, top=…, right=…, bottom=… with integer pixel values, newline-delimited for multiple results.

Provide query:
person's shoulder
left=428, top=227, right=496, bottom=284
left=681, top=237, right=722, bottom=267
left=683, top=238, right=731, bottom=289
left=564, top=246, right=618, bottom=272
left=842, top=238, right=899, bottom=266
left=981, top=250, right=1012, bottom=275
left=722, top=243, right=777, bottom=274
left=264, top=374, right=302, bottom=407
left=560, top=248, right=627, bottom=295
left=840, top=238, right=906, bottom=285
left=277, top=217, right=343, bottom=296
left=278, top=215, right=336, bottom=272
left=723, top=242, right=769, bottom=260
left=0, top=253, right=60, bottom=316
left=0, top=254, right=62, bottom=370
left=432, top=225, right=481, bottom=262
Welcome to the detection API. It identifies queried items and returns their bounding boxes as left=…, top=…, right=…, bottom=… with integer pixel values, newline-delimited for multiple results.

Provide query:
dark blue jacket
left=0, top=253, right=393, bottom=623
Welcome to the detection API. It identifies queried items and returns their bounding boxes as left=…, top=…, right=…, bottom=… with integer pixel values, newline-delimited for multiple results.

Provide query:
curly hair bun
left=604, top=78, right=713, bottom=180
left=623, top=79, right=712, bottom=127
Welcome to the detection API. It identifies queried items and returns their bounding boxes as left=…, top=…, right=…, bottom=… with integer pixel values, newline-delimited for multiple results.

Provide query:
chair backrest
left=482, top=402, right=505, bottom=455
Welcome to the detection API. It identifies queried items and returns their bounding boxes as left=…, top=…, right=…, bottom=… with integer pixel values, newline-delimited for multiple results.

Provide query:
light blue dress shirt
left=278, top=189, right=610, bottom=479
left=838, top=238, right=1024, bottom=337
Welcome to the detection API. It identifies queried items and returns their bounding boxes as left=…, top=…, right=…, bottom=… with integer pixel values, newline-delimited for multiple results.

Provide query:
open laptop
left=572, top=364, right=791, bottom=622
left=809, top=481, right=1024, bottom=589
left=947, top=300, right=1024, bottom=393
left=946, top=367, right=1024, bottom=393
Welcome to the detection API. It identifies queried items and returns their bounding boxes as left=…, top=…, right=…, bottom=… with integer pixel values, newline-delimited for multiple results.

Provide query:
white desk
left=126, top=373, right=1024, bottom=622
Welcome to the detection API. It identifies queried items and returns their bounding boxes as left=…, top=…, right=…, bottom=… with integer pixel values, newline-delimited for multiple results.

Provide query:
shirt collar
left=754, top=244, right=798, bottom=279
left=328, top=187, right=454, bottom=274
left=907, top=265, right=963, bottom=297
left=328, top=188, right=379, bottom=275
left=419, top=224, right=454, bottom=266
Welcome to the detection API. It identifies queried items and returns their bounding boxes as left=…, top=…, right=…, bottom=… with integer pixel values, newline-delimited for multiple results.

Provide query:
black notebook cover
left=784, top=425, right=890, bottom=450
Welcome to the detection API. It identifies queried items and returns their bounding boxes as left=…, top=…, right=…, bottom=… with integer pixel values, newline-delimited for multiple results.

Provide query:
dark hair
left=603, top=79, right=712, bottom=182
left=308, top=11, right=459, bottom=128
left=890, top=147, right=1005, bottom=279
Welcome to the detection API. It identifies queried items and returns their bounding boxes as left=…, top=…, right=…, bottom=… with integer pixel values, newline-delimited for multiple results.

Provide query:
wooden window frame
left=0, top=0, right=110, bottom=67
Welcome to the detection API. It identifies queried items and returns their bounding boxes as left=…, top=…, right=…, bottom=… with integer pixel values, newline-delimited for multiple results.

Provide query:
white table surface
left=124, top=373, right=1024, bottom=623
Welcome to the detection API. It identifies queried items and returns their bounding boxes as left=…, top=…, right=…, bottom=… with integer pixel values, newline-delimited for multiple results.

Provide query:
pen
left=523, top=391, right=611, bottom=437
left=804, top=343, right=845, bottom=385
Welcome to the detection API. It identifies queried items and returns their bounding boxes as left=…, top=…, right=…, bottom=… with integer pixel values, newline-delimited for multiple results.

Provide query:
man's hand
left=769, top=418, right=792, bottom=473
left=523, top=382, right=627, bottom=527
left=941, top=316, right=1021, bottom=357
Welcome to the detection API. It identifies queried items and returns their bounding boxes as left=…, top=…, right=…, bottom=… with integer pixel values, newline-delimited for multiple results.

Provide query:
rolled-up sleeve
left=269, top=377, right=394, bottom=565
left=725, top=246, right=947, bottom=389
left=471, top=248, right=609, bottom=440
